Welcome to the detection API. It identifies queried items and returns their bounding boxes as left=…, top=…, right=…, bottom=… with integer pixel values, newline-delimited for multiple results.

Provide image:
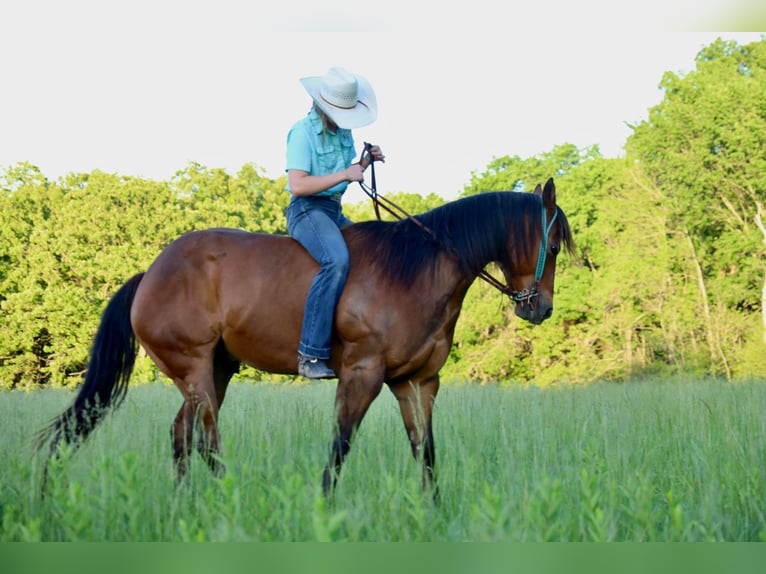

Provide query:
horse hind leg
left=210, top=340, right=240, bottom=411
left=167, top=340, right=240, bottom=483
left=171, top=401, right=194, bottom=482
left=195, top=341, right=240, bottom=475
left=194, top=398, right=225, bottom=478
left=166, top=347, right=228, bottom=482
left=171, top=385, right=222, bottom=482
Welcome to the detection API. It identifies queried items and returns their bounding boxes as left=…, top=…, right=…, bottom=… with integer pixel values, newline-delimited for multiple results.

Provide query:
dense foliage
left=1, top=38, right=765, bottom=388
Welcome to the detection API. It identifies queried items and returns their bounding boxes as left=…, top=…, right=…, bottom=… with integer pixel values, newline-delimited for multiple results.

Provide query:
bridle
left=504, top=206, right=558, bottom=308
left=464, top=206, right=557, bottom=308
left=357, top=143, right=556, bottom=307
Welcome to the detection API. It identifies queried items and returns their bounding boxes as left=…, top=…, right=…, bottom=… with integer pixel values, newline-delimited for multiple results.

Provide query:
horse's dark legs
left=322, top=366, right=384, bottom=496
left=194, top=343, right=240, bottom=474
left=169, top=341, right=240, bottom=482
left=389, top=376, right=440, bottom=499
left=168, top=348, right=225, bottom=482
left=171, top=389, right=223, bottom=481
left=211, top=340, right=239, bottom=407
left=171, top=402, right=194, bottom=481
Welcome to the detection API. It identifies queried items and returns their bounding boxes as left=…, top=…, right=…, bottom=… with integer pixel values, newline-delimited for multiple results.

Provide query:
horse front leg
left=322, top=364, right=385, bottom=497
left=389, top=375, right=440, bottom=500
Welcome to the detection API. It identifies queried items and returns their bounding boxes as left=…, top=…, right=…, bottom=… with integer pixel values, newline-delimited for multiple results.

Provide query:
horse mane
left=344, top=191, right=574, bottom=290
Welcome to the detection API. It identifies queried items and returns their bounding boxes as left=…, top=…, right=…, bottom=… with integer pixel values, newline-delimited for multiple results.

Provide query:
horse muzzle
left=514, top=298, right=553, bottom=325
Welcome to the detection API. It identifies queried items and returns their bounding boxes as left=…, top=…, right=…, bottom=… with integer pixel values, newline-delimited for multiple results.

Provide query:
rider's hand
left=344, top=163, right=366, bottom=182
left=361, top=144, right=385, bottom=168
left=367, top=145, right=385, bottom=164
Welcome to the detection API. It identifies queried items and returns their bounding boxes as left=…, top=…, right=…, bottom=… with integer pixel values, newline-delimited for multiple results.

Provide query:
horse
left=37, top=177, right=574, bottom=497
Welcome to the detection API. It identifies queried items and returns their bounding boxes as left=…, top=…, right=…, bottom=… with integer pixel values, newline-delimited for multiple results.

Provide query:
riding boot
left=298, top=354, right=337, bottom=379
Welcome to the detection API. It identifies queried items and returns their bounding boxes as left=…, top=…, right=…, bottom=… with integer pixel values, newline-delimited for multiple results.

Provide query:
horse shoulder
left=336, top=265, right=466, bottom=381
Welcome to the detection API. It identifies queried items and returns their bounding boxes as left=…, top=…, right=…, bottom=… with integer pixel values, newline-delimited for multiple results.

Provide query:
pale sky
left=0, top=2, right=762, bottom=201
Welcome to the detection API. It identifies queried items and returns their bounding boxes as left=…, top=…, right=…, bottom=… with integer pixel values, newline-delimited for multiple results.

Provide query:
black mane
left=345, top=192, right=572, bottom=289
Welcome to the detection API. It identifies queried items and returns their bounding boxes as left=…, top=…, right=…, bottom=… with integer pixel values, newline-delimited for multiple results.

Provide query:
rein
left=356, top=143, right=554, bottom=306
left=357, top=143, right=435, bottom=238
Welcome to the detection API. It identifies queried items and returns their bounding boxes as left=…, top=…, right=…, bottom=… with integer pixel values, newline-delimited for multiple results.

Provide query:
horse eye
left=550, top=244, right=560, bottom=256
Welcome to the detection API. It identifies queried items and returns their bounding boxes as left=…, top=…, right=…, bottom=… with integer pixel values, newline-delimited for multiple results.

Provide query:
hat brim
left=300, top=74, right=378, bottom=130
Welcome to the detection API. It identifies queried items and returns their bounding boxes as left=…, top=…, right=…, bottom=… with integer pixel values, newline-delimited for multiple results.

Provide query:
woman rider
left=285, top=67, right=385, bottom=378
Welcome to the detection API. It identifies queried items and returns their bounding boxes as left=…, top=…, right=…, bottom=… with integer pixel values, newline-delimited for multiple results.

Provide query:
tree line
left=1, top=38, right=765, bottom=388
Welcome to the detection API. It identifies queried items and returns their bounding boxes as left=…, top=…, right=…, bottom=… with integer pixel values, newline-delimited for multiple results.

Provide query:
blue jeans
left=286, top=195, right=352, bottom=359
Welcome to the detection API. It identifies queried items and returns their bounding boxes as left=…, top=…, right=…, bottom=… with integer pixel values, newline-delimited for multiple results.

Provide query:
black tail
left=36, top=272, right=145, bottom=459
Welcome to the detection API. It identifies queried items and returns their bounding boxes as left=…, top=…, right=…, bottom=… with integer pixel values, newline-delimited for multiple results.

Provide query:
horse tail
left=36, top=272, right=145, bottom=461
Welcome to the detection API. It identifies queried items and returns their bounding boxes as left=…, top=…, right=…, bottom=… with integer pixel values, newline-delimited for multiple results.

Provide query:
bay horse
left=37, top=178, right=573, bottom=496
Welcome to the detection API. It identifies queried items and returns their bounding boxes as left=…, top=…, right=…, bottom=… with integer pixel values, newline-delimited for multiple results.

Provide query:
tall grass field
left=1, top=378, right=765, bottom=541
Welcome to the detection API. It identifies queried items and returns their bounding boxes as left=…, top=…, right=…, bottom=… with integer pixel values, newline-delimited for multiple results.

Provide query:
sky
left=1, top=2, right=763, bottom=201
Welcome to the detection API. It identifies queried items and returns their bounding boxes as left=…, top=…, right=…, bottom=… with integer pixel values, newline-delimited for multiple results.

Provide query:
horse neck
left=422, top=193, right=516, bottom=275
left=427, top=252, right=479, bottom=315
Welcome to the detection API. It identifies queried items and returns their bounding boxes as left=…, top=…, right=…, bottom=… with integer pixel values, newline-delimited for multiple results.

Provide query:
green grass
left=1, top=378, right=765, bottom=541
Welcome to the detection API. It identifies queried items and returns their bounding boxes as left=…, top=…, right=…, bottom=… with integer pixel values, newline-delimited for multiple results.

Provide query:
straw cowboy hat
left=300, top=67, right=378, bottom=129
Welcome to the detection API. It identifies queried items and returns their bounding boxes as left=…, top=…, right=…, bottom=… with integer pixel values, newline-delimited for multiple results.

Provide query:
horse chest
left=380, top=297, right=460, bottom=377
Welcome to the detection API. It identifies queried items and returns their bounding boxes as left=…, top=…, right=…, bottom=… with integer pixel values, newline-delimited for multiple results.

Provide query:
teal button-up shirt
left=285, top=108, right=357, bottom=196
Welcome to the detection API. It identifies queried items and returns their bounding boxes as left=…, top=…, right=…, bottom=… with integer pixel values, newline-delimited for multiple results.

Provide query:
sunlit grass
left=1, top=378, right=765, bottom=541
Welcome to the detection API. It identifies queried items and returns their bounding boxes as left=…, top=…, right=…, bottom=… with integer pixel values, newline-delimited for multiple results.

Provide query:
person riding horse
left=285, top=67, right=385, bottom=379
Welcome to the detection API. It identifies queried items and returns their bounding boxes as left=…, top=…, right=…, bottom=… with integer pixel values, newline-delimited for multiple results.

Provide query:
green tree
left=0, top=162, right=290, bottom=388
left=0, top=170, right=188, bottom=386
left=0, top=164, right=57, bottom=386
left=171, top=162, right=290, bottom=234
left=233, top=163, right=290, bottom=235
left=627, top=37, right=766, bottom=378
left=461, top=144, right=601, bottom=196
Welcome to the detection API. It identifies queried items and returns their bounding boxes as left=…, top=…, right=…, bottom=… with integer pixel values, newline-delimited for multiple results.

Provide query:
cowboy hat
left=300, top=67, right=378, bottom=129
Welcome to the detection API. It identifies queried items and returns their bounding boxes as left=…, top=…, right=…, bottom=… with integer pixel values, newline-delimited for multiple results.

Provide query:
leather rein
left=356, top=143, right=555, bottom=307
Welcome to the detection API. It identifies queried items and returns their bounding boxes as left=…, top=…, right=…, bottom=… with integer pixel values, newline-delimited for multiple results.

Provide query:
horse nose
left=542, top=306, right=553, bottom=321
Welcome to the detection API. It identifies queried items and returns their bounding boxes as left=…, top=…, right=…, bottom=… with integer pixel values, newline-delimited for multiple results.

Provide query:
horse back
left=131, top=228, right=317, bottom=373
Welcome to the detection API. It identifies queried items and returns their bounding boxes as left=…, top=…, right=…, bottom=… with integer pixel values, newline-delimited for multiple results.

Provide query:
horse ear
left=533, top=184, right=542, bottom=195
left=542, top=177, right=556, bottom=209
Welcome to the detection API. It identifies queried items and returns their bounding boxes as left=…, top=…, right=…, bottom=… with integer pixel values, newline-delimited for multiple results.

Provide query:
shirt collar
left=307, top=108, right=324, bottom=135
left=308, top=107, right=349, bottom=136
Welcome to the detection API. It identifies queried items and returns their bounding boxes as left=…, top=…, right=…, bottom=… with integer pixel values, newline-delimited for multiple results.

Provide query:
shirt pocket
left=315, top=139, right=342, bottom=174
left=315, top=131, right=356, bottom=174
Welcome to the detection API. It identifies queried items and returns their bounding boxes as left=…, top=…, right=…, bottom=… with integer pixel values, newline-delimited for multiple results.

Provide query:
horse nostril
left=543, top=307, right=553, bottom=320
